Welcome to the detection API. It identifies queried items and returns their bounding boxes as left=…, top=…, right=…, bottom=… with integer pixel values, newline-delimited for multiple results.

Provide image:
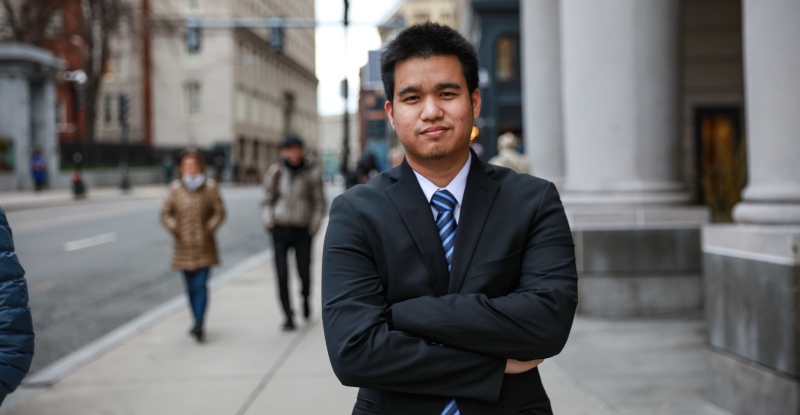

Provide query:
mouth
left=420, top=126, right=448, bottom=137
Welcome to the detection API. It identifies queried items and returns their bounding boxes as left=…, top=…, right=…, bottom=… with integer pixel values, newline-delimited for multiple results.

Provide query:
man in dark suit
left=322, top=22, right=578, bottom=415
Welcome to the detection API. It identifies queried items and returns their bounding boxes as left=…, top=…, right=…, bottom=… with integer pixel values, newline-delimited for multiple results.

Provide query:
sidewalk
left=1, top=228, right=732, bottom=415
left=0, top=185, right=169, bottom=212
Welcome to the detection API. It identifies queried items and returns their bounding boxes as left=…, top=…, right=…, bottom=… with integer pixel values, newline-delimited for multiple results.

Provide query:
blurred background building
left=0, top=0, right=319, bottom=187
left=147, top=0, right=319, bottom=183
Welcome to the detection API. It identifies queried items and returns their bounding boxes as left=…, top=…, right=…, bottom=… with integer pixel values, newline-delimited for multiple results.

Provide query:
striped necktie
left=431, top=189, right=459, bottom=415
left=431, top=189, right=457, bottom=272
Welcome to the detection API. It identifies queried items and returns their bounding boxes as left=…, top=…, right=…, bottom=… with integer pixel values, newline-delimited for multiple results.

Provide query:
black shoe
left=190, top=327, right=205, bottom=343
left=303, top=298, right=311, bottom=320
left=282, top=319, right=296, bottom=331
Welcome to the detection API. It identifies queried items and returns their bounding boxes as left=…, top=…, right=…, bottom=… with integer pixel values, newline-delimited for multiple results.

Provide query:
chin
left=422, top=148, right=451, bottom=161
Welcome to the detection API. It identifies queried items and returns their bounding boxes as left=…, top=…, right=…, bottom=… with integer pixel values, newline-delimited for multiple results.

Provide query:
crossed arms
left=321, top=183, right=578, bottom=402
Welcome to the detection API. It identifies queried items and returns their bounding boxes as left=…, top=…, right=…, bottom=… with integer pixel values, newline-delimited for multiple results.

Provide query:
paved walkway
left=0, top=185, right=169, bottom=212
left=0, top=190, right=733, bottom=415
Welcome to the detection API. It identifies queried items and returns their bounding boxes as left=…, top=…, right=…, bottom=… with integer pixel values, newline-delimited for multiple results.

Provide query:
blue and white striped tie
left=431, top=189, right=459, bottom=415
left=432, top=189, right=457, bottom=272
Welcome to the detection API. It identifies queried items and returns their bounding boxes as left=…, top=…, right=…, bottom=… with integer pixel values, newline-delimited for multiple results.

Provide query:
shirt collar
left=412, top=152, right=471, bottom=207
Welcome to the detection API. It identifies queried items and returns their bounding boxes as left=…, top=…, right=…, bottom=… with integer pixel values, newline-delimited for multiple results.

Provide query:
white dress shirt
left=412, top=153, right=471, bottom=223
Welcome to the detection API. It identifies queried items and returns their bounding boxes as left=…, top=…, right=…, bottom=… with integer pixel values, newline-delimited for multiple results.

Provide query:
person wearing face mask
left=262, top=136, right=326, bottom=331
left=161, top=151, right=226, bottom=342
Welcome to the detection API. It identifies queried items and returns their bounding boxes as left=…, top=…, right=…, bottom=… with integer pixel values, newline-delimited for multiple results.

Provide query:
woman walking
left=161, top=151, right=225, bottom=342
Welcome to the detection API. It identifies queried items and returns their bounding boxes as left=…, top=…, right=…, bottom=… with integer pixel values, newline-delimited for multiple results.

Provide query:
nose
left=420, top=97, right=443, bottom=121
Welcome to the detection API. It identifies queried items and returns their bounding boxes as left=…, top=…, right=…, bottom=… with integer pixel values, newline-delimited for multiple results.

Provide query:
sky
left=314, top=0, right=400, bottom=116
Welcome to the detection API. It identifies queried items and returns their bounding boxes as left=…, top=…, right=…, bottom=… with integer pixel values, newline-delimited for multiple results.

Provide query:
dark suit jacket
left=322, top=154, right=578, bottom=415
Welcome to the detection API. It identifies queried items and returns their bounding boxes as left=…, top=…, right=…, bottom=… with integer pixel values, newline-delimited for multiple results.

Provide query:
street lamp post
left=64, top=69, right=88, bottom=199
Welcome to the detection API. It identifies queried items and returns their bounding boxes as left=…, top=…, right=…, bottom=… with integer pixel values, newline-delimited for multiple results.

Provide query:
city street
left=5, top=186, right=269, bottom=374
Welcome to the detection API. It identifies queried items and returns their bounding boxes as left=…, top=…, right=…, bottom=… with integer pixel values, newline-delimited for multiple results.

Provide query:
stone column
left=732, top=0, right=800, bottom=225
left=558, top=0, right=708, bottom=317
left=561, top=0, right=686, bottom=204
left=32, top=78, right=61, bottom=180
left=0, top=75, right=32, bottom=190
left=704, top=2, right=800, bottom=414
left=520, top=0, right=564, bottom=185
left=0, top=44, right=64, bottom=191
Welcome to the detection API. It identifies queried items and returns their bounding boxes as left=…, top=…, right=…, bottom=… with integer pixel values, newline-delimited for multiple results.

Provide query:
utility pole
left=119, top=93, right=131, bottom=192
left=142, top=0, right=153, bottom=148
left=339, top=0, right=350, bottom=180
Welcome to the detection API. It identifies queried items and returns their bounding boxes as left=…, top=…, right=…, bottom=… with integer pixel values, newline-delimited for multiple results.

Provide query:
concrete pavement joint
left=234, top=320, right=318, bottom=415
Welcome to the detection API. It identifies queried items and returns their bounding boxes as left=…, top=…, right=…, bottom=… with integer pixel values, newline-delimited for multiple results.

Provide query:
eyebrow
left=396, top=83, right=462, bottom=97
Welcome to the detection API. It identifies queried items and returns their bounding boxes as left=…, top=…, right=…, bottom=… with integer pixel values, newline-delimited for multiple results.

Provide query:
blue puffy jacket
left=0, top=208, right=34, bottom=405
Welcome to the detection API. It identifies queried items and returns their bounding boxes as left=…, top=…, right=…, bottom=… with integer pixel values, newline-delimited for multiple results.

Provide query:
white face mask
left=182, top=173, right=205, bottom=192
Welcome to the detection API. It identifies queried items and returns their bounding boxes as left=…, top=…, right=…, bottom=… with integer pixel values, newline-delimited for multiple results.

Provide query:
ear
left=384, top=100, right=395, bottom=128
left=471, top=88, right=482, bottom=120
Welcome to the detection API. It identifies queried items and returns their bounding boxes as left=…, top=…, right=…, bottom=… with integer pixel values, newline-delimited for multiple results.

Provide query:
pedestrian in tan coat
left=161, top=151, right=225, bottom=342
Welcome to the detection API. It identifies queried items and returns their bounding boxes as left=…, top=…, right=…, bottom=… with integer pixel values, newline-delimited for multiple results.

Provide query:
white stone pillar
left=0, top=76, right=32, bottom=190
left=732, top=0, right=800, bottom=225
left=560, top=0, right=686, bottom=204
left=32, top=78, right=60, bottom=176
left=521, top=0, right=564, bottom=185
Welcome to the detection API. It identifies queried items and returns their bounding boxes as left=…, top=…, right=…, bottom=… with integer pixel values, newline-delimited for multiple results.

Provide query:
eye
left=440, top=91, right=456, bottom=98
left=402, top=95, right=420, bottom=103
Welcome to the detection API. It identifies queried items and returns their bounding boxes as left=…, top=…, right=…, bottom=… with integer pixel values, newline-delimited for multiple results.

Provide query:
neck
left=407, top=151, right=469, bottom=188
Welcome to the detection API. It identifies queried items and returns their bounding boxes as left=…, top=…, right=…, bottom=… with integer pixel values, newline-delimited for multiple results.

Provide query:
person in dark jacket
left=346, top=151, right=378, bottom=189
left=262, top=136, right=326, bottom=331
left=0, top=208, right=35, bottom=405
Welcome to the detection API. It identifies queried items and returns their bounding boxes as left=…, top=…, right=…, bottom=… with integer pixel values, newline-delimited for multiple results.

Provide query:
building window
left=236, top=88, right=247, bottom=123
left=495, top=36, right=518, bottom=82
left=104, top=95, right=113, bottom=123
left=115, top=55, right=128, bottom=81
left=103, top=54, right=128, bottom=82
left=44, top=10, right=64, bottom=38
left=187, top=0, right=201, bottom=11
left=185, top=81, right=202, bottom=118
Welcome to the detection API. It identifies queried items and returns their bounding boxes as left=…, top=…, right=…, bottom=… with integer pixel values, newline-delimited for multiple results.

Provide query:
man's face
left=385, top=55, right=481, bottom=168
left=281, top=145, right=305, bottom=167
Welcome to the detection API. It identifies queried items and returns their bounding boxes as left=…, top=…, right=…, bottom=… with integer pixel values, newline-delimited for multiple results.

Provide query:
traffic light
left=186, top=22, right=202, bottom=53
left=118, top=93, right=130, bottom=129
left=270, top=26, right=284, bottom=53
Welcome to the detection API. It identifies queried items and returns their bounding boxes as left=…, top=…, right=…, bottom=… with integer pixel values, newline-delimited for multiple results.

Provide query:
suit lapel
left=449, top=155, right=500, bottom=293
left=386, top=161, right=450, bottom=296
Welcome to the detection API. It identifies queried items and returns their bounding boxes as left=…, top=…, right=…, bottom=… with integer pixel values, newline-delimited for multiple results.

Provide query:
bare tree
left=1, top=0, right=133, bottom=145
left=80, top=0, right=134, bottom=145
left=1, top=0, right=70, bottom=46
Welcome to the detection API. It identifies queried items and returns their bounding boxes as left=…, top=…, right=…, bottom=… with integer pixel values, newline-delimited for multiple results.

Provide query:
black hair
left=281, top=135, right=305, bottom=149
left=381, top=22, right=479, bottom=103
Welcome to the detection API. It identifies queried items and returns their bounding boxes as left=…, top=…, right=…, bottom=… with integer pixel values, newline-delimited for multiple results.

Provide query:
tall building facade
left=145, top=0, right=318, bottom=180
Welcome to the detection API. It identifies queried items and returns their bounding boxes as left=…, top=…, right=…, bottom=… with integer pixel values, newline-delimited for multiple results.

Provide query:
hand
left=504, top=358, right=544, bottom=374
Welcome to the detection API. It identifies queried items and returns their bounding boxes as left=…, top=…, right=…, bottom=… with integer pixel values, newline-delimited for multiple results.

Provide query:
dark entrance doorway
left=694, top=107, right=746, bottom=222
